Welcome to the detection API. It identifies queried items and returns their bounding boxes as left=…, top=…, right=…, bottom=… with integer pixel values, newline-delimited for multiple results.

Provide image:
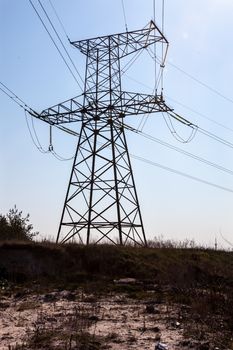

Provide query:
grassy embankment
left=1, top=241, right=233, bottom=348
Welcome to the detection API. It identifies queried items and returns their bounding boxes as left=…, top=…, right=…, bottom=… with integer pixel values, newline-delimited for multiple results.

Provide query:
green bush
left=0, top=206, right=38, bottom=241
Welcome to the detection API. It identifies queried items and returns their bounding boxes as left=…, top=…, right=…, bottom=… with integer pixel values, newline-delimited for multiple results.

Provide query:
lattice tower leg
left=56, top=116, right=146, bottom=246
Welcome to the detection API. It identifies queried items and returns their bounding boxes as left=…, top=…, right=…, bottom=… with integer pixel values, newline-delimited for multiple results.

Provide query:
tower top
left=70, top=21, right=168, bottom=58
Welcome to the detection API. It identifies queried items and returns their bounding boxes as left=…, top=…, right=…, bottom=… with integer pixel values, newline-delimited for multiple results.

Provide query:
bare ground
left=0, top=289, right=186, bottom=350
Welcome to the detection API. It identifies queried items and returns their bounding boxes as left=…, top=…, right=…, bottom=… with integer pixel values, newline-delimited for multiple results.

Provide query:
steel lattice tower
left=32, top=21, right=177, bottom=245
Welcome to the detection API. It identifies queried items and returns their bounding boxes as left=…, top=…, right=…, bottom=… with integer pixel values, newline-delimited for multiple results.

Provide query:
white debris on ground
left=0, top=290, right=184, bottom=349
left=89, top=295, right=183, bottom=349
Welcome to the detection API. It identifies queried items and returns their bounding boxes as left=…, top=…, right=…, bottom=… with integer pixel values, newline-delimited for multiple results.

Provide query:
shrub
left=0, top=206, right=38, bottom=241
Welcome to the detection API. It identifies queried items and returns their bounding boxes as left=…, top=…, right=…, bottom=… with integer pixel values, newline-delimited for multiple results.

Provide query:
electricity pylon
left=31, top=21, right=190, bottom=245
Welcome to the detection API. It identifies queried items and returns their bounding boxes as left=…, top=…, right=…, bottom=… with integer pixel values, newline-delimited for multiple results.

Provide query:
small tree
left=0, top=206, right=38, bottom=241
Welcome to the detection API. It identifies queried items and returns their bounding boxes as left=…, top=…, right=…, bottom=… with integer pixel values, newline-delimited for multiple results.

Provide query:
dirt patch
left=0, top=290, right=185, bottom=349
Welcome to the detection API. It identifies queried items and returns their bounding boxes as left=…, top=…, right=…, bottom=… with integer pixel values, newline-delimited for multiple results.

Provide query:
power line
left=25, top=110, right=74, bottom=160
left=24, top=110, right=233, bottom=191
left=3, top=75, right=233, bottom=155
left=166, top=109, right=233, bottom=150
left=152, top=0, right=157, bottom=95
left=131, top=154, right=233, bottom=195
left=161, top=0, right=165, bottom=93
left=197, top=126, right=233, bottom=150
left=51, top=149, right=74, bottom=161
left=2, top=76, right=233, bottom=177
left=121, top=0, right=128, bottom=32
left=122, top=49, right=144, bottom=74
left=0, top=80, right=75, bottom=161
left=31, top=114, right=233, bottom=176
left=26, top=113, right=233, bottom=194
left=127, top=126, right=233, bottom=177
left=0, top=86, right=22, bottom=107
left=29, top=0, right=82, bottom=90
left=220, top=231, right=233, bottom=249
left=153, top=51, right=233, bottom=109
left=0, top=81, right=35, bottom=113
left=3, top=77, right=233, bottom=160
left=124, top=73, right=233, bottom=135
left=162, top=0, right=165, bottom=33
left=165, top=95, right=233, bottom=134
left=153, top=0, right=156, bottom=22
left=24, top=110, right=49, bottom=154
left=0, top=82, right=25, bottom=107
left=37, top=0, right=84, bottom=86
left=167, top=60, right=233, bottom=106
left=3, top=82, right=233, bottom=191
left=144, top=48, right=233, bottom=132
left=147, top=49, right=233, bottom=108
left=48, top=0, right=70, bottom=40
left=162, top=112, right=198, bottom=143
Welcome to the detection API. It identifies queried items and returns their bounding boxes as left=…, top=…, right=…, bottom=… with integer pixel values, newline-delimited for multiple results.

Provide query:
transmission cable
left=124, top=72, right=233, bottom=135
left=125, top=125, right=233, bottom=176
left=48, top=0, right=70, bottom=40
left=220, top=231, right=233, bottom=249
left=197, top=127, right=233, bottom=149
left=51, top=149, right=74, bottom=161
left=27, top=117, right=233, bottom=193
left=29, top=0, right=82, bottom=90
left=31, top=115, right=50, bottom=152
left=153, top=0, right=156, bottom=22
left=162, top=112, right=198, bottom=143
left=24, top=100, right=233, bottom=187
left=0, top=81, right=36, bottom=114
left=24, top=110, right=50, bottom=154
left=25, top=110, right=75, bottom=160
left=4, top=83, right=233, bottom=191
left=130, top=154, right=233, bottom=195
left=121, top=0, right=128, bottom=32
left=138, top=0, right=161, bottom=133
left=160, top=0, right=165, bottom=94
left=167, top=60, right=233, bottom=106
left=0, top=86, right=23, bottom=108
left=37, top=0, right=84, bottom=86
left=152, top=0, right=157, bottom=94
left=3, top=77, right=233, bottom=154
left=3, top=79, right=233, bottom=169
left=146, top=46, right=168, bottom=91
left=149, top=52, right=233, bottom=108
left=165, top=95, right=233, bottom=134
left=45, top=121, right=233, bottom=194
left=166, top=109, right=233, bottom=150
left=48, top=124, right=75, bottom=161
left=147, top=43, right=233, bottom=109
left=121, top=49, right=144, bottom=75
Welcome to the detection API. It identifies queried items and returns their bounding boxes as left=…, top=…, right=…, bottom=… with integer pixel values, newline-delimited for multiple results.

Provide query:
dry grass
left=1, top=240, right=233, bottom=348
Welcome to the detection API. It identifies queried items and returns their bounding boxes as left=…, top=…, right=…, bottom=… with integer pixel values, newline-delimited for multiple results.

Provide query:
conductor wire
left=29, top=0, right=82, bottom=90
left=48, top=0, right=70, bottom=40
left=37, top=0, right=84, bottom=86
left=121, top=0, right=128, bottom=31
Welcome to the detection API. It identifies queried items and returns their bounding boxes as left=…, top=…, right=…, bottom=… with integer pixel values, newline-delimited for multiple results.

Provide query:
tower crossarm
left=29, top=91, right=194, bottom=128
left=29, top=95, right=85, bottom=125
left=120, top=91, right=172, bottom=116
left=71, top=21, right=168, bottom=59
left=118, top=91, right=195, bottom=126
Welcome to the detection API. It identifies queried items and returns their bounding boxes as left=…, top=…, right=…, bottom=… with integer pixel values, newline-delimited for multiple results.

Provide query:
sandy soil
left=0, top=290, right=185, bottom=349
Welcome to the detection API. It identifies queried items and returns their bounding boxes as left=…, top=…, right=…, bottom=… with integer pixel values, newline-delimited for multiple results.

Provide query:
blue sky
left=1, top=0, right=233, bottom=248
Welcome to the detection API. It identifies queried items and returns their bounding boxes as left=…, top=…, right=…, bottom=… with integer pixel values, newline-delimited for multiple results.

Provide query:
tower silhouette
left=33, top=21, right=174, bottom=245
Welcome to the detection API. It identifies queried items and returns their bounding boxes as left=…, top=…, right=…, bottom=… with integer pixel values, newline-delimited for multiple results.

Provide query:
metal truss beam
left=30, top=92, right=192, bottom=126
left=71, top=20, right=168, bottom=59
